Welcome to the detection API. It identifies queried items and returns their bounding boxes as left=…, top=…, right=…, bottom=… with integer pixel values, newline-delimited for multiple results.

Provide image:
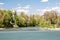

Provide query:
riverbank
left=0, top=27, right=40, bottom=31
left=40, top=27, right=60, bottom=31
left=46, top=28, right=60, bottom=31
left=0, top=27, right=60, bottom=31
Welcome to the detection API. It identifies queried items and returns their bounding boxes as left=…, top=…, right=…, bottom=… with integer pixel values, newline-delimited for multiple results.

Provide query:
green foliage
left=0, top=10, right=13, bottom=28
left=0, top=10, right=60, bottom=28
left=17, top=12, right=28, bottom=27
left=29, top=15, right=36, bottom=26
left=0, top=24, right=4, bottom=28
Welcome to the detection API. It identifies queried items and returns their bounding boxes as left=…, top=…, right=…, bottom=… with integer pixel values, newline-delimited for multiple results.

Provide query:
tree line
left=0, top=10, right=60, bottom=28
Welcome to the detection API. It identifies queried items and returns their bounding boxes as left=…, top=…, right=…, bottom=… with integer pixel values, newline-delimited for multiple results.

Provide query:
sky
left=0, top=0, right=60, bottom=15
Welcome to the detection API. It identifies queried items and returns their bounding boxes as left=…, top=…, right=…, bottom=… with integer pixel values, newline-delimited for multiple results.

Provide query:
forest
left=0, top=10, right=60, bottom=28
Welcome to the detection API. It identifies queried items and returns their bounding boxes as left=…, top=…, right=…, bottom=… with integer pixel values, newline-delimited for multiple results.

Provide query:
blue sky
left=0, top=0, right=60, bottom=15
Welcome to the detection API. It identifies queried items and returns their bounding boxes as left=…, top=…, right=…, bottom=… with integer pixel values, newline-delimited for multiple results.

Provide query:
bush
left=0, top=24, right=4, bottom=28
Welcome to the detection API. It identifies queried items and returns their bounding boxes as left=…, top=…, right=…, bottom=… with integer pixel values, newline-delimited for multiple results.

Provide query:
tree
left=0, top=10, right=5, bottom=27
left=3, top=10, right=13, bottom=28
left=29, top=15, right=37, bottom=26
left=43, top=10, right=58, bottom=28
left=17, top=12, right=28, bottom=27
left=44, top=10, right=57, bottom=24
left=0, top=10, right=5, bottom=24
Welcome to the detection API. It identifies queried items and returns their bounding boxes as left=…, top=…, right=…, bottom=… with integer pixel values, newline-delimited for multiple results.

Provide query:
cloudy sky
left=0, top=0, right=60, bottom=15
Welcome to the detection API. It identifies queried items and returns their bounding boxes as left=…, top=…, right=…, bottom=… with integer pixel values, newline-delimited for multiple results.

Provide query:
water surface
left=0, top=31, right=60, bottom=40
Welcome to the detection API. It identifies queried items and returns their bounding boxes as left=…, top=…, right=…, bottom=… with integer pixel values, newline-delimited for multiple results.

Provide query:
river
left=0, top=31, right=60, bottom=40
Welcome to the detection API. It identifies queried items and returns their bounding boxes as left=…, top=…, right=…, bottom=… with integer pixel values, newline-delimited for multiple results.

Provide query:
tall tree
left=44, top=10, right=57, bottom=24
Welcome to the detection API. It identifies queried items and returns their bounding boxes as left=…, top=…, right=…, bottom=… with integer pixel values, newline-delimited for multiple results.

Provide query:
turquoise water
left=0, top=31, right=60, bottom=40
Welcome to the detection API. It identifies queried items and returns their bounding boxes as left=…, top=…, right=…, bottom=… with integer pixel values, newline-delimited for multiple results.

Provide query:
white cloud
left=0, top=3, right=4, bottom=5
left=23, top=5, right=31, bottom=9
left=36, top=6, right=60, bottom=15
left=45, top=7, right=60, bottom=12
left=15, top=5, right=31, bottom=15
left=0, top=3, right=4, bottom=10
left=40, top=0, right=48, bottom=2
left=36, top=9, right=44, bottom=15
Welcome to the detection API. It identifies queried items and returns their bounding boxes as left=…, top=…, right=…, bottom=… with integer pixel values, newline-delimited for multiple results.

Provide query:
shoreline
left=46, top=28, right=60, bottom=31
left=40, top=27, right=60, bottom=31
left=0, top=27, right=60, bottom=31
